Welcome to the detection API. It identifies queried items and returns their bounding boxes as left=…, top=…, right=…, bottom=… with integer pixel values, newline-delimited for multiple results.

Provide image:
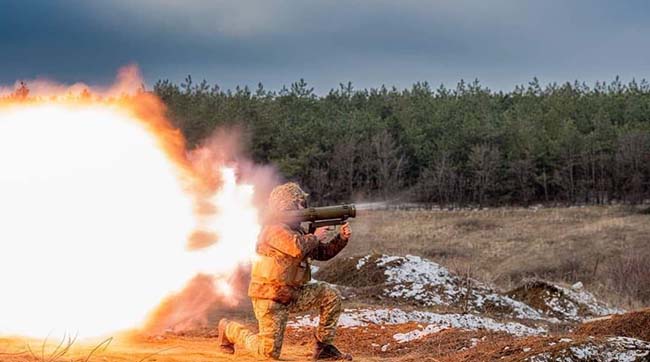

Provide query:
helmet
left=268, top=182, right=308, bottom=211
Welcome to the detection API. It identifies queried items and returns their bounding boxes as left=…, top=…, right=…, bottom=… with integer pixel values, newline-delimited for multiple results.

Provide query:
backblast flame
left=0, top=73, right=262, bottom=339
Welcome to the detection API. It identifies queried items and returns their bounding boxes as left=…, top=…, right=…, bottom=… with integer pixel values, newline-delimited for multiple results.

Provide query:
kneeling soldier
left=217, top=182, right=352, bottom=360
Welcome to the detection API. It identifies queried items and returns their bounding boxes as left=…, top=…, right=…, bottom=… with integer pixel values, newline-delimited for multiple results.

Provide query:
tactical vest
left=251, top=254, right=310, bottom=287
left=248, top=224, right=313, bottom=303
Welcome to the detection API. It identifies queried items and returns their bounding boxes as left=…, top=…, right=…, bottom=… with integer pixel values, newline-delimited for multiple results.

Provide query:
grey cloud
left=0, top=0, right=648, bottom=92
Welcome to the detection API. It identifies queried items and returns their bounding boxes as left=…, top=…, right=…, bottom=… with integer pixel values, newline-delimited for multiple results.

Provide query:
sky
left=1, top=0, right=649, bottom=94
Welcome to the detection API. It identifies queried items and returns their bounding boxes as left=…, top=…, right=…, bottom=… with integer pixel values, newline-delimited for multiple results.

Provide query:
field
left=1, top=205, right=649, bottom=361
left=344, top=205, right=650, bottom=308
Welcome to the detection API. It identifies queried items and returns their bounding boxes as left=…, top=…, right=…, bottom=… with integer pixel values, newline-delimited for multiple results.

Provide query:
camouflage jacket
left=248, top=223, right=348, bottom=304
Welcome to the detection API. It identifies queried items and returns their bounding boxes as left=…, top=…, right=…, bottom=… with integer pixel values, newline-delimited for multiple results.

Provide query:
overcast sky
left=1, top=0, right=649, bottom=93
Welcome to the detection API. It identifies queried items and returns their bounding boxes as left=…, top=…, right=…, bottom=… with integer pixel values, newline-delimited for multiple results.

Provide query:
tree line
left=11, top=76, right=647, bottom=206
left=154, top=76, right=650, bottom=206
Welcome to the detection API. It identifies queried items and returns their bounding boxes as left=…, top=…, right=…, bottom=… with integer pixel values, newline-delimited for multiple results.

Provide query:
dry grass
left=326, top=205, right=650, bottom=309
left=0, top=334, right=114, bottom=362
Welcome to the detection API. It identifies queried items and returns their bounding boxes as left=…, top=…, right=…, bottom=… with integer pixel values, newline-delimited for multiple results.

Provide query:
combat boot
left=313, top=340, right=353, bottom=361
left=217, top=318, right=235, bottom=354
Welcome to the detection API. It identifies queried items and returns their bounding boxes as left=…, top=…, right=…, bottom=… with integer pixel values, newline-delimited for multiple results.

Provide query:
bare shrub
left=494, top=251, right=598, bottom=290
left=23, top=334, right=112, bottom=362
left=605, top=252, right=650, bottom=307
left=453, top=218, right=498, bottom=232
left=422, top=245, right=467, bottom=260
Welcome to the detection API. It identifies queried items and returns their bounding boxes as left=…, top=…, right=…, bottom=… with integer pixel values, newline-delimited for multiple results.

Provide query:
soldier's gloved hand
left=339, top=222, right=351, bottom=241
left=302, top=234, right=320, bottom=253
left=313, top=226, right=329, bottom=242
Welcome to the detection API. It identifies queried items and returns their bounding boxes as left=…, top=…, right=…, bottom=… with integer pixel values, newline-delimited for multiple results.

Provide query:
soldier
left=217, top=182, right=353, bottom=360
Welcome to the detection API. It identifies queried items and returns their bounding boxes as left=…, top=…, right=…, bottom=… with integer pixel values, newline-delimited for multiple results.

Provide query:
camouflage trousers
left=225, top=281, right=342, bottom=359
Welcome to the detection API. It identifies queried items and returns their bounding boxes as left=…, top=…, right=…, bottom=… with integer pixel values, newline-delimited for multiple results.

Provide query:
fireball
left=0, top=83, right=260, bottom=338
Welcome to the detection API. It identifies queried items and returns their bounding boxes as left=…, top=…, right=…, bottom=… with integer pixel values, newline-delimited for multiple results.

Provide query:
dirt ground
left=0, top=333, right=429, bottom=362
left=3, top=311, right=649, bottom=362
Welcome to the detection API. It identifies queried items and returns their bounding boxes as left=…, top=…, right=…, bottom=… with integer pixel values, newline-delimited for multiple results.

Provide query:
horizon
left=5, top=73, right=650, bottom=98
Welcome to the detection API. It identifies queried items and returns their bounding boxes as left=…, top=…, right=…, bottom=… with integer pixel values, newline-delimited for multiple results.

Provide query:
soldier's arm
left=310, top=233, right=349, bottom=261
left=265, top=224, right=319, bottom=259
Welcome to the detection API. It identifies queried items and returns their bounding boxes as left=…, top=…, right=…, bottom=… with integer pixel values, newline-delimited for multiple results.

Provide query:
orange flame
left=0, top=66, right=262, bottom=338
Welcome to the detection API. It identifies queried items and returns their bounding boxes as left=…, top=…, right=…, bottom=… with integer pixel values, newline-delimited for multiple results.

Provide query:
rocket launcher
left=281, top=204, right=356, bottom=233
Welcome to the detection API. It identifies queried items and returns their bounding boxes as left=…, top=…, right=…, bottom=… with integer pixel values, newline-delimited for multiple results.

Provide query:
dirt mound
left=317, top=254, right=545, bottom=320
left=316, top=254, right=389, bottom=288
left=507, top=280, right=622, bottom=321
left=576, top=308, right=650, bottom=342
left=449, top=335, right=650, bottom=362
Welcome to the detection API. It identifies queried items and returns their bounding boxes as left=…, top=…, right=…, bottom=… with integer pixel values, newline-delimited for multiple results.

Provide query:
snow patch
left=355, top=255, right=370, bottom=270
left=359, top=254, right=546, bottom=320
left=556, top=284, right=623, bottom=317
left=508, top=280, right=624, bottom=321
left=393, top=324, right=447, bottom=343
left=526, top=336, right=650, bottom=362
left=288, top=308, right=546, bottom=336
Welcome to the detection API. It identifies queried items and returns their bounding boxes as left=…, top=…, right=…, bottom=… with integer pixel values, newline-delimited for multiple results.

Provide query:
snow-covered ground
left=354, top=254, right=546, bottom=319
left=288, top=307, right=546, bottom=337
left=554, top=284, right=623, bottom=318
left=348, top=254, right=622, bottom=322
left=508, top=280, right=624, bottom=321
left=526, top=337, right=650, bottom=362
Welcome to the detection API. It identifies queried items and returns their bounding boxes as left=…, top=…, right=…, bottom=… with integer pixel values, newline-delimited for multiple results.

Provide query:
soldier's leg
left=225, top=298, right=289, bottom=359
left=290, top=281, right=342, bottom=344
left=223, top=321, right=253, bottom=351
left=254, top=299, right=290, bottom=359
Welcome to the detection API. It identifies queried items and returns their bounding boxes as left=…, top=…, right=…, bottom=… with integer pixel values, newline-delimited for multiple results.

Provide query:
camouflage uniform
left=225, top=282, right=342, bottom=358
left=224, top=182, right=349, bottom=359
